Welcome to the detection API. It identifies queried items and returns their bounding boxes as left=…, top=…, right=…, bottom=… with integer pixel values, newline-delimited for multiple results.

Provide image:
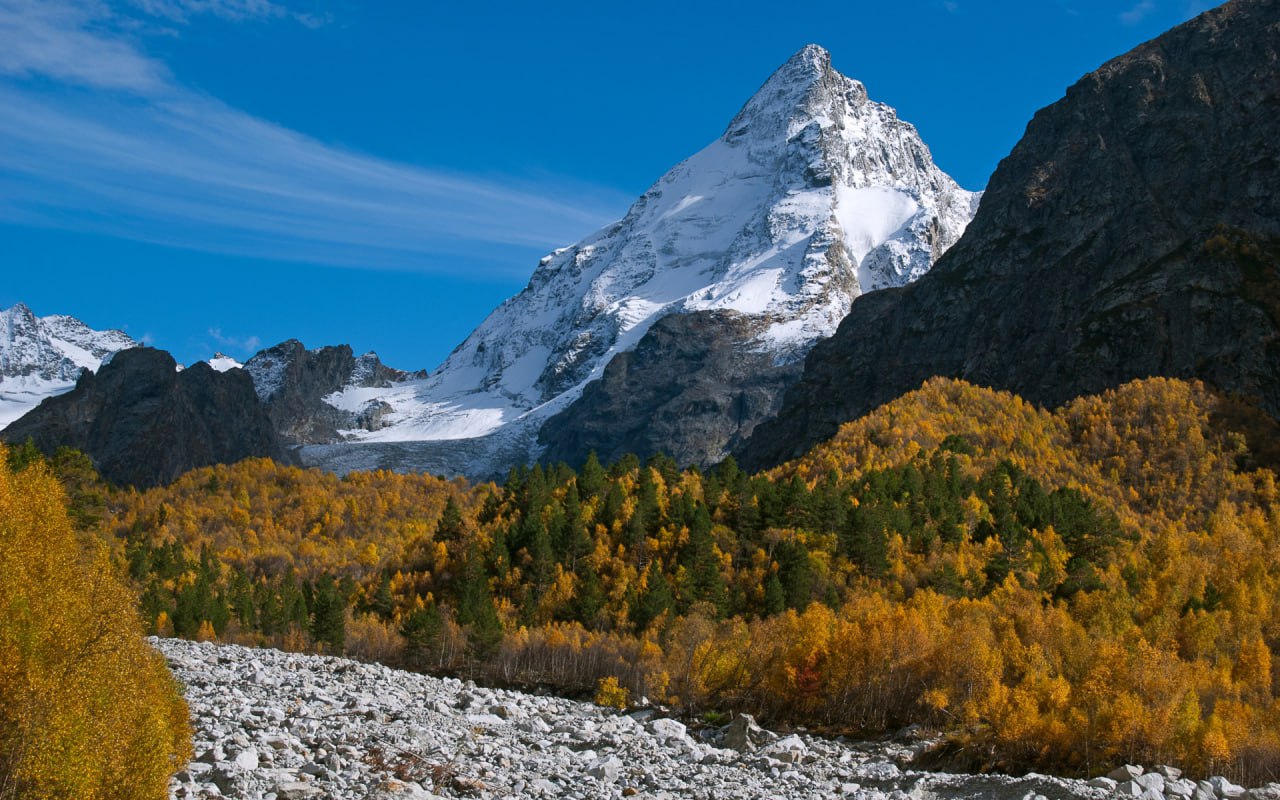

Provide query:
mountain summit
left=308, top=46, right=979, bottom=477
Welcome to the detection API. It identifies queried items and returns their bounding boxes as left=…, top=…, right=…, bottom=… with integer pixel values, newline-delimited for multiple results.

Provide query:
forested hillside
left=91, top=377, right=1280, bottom=780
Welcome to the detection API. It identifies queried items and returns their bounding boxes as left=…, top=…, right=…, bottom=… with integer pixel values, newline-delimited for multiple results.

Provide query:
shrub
left=594, top=676, right=630, bottom=709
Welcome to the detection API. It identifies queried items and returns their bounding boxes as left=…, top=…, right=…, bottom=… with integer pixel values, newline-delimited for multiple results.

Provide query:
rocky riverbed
left=157, top=638, right=1279, bottom=800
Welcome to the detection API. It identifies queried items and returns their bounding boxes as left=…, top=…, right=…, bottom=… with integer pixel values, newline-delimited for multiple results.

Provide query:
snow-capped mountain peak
left=336, top=46, right=978, bottom=450
left=724, top=44, right=846, bottom=147
left=0, top=303, right=138, bottom=428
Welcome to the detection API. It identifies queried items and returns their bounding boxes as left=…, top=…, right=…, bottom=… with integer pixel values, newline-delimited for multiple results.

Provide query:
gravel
left=155, top=638, right=1279, bottom=800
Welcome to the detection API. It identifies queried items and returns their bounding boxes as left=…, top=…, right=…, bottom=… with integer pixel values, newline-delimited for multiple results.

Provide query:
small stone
left=723, top=713, right=774, bottom=753
left=232, top=747, right=259, bottom=771
left=766, top=734, right=808, bottom=764
left=490, top=703, right=519, bottom=719
left=648, top=717, right=688, bottom=743
left=588, top=755, right=623, bottom=782
left=1212, top=777, right=1247, bottom=798
left=531, top=778, right=559, bottom=794
left=1110, top=765, right=1146, bottom=782
left=1088, top=777, right=1119, bottom=790
left=1156, top=766, right=1185, bottom=779
left=276, top=782, right=320, bottom=800
left=1136, top=772, right=1166, bottom=793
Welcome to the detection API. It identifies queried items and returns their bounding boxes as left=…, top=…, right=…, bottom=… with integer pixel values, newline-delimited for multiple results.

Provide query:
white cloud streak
left=208, top=327, right=260, bottom=353
left=0, top=0, right=629, bottom=274
left=1119, top=0, right=1156, bottom=25
left=128, top=0, right=328, bottom=29
left=0, top=0, right=169, bottom=91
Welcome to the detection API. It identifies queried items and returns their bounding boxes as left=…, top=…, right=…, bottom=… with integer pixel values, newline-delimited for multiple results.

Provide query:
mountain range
left=0, top=44, right=978, bottom=483
left=2, top=0, right=1278, bottom=488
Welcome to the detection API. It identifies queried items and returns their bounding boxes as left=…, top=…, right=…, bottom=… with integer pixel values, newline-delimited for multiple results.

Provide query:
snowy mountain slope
left=206, top=353, right=244, bottom=372
left=241, top=340, right=427, bottom=447
left=0, top=303, right=138, bottom=428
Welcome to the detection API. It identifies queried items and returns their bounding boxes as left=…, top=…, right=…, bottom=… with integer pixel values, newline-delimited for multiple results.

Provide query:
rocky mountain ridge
left=0, top=348, right=289, bottom=487
left=740, top=0, right=1280, bottom=470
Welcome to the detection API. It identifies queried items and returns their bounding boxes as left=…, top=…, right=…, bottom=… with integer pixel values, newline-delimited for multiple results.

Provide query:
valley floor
left=158, top=637, right=1239, bottom=800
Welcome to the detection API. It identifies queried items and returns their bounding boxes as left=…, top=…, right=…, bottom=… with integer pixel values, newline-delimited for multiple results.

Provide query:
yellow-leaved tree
left=0, top=447, right=191, bottom=800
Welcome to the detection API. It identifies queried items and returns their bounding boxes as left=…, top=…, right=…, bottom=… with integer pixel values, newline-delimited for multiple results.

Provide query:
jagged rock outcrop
left=0, top=302, right=137, bottom=427
left=740, top=0, right=1280, bottom=471
left=244, top=340, right=425, bottom=445
left=1, top=347, right=288, bottom=487
left=539, top=311, right=802, bottom=468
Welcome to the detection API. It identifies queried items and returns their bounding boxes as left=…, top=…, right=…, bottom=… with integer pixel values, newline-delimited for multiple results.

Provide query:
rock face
left=302, top=44, right=978, bottom=478
left=243, top=340, right=426, bottom=446
left=160, top=637, right=1131, bottom=800
left=0, top=302, right=137, bottom=428
left=1, top=348, right=289, bottom=487
left=740, top=0, right=1280, bottom=470
left=539, top=311, right=802, bottom=468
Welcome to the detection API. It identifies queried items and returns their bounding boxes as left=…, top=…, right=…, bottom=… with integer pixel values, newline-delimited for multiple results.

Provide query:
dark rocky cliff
left=538, top=311, right=801, bottom=469
left=2, top=348, right=289, bottom=487
left=739, top=0, right=1280, bottom=470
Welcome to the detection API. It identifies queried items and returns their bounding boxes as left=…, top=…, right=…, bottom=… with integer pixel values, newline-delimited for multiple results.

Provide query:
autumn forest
left=6, top=376, right=1280, bottom=793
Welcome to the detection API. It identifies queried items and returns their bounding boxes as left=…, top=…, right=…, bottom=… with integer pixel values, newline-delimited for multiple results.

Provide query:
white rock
left=276, top=782, right=320, bottom=800
left=588, top=755, right=624, bottom=782
left=154, top=638, right=1134, bottom=800
left=648, top=717, right=689, bottom=743
left=1110, top=765, right=1146, bottom=781
left=1136, top=772, right=1166, bottom=793
left=232, top=748, right=259, bottom=771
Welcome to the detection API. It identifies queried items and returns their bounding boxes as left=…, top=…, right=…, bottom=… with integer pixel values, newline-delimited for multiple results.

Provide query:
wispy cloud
left=208, top=327, right=260, bottom=354
left=0, top=0, right=169, bottom=91
left=941, top=1, right=959, bottom=13
left=1119, top=0, right=1156, bottom=25
left=128, top=0, right=327, bottom=27
left=0, top=0, right=629, bottom=274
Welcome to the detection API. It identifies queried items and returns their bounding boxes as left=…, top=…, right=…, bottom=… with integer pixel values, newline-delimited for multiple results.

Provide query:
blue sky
left=0, top=0, right=1213, bottom=370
